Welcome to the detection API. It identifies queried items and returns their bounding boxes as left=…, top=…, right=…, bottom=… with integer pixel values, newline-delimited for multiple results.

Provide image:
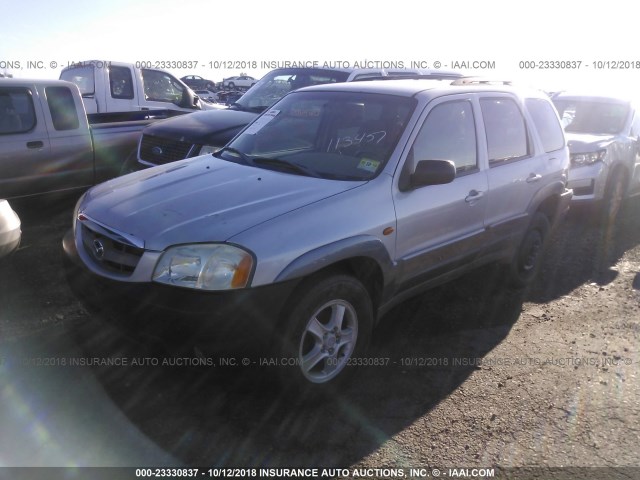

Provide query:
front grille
left=81, top=224, right=144, bottom=275
left=139, top=134, right=194, bottom=165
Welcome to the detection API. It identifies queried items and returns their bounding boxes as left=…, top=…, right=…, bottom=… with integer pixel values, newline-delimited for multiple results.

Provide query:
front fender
left=274, top=235, right=395, bottom=284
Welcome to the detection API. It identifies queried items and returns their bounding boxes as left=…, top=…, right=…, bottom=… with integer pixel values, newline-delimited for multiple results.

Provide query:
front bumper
left=63, top=228, right=301, bottom=350
left=567, top=162, right=608, bottom=203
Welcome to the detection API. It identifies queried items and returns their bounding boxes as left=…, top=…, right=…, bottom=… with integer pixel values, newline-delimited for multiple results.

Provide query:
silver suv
left=552, top=92, right=640, bottom=221
left=64, top=79, right=572, bottom=389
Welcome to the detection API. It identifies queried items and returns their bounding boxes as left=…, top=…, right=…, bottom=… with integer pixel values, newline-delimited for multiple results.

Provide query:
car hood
left=80, top=156, right=364, bottom=251
left=143, top=109, right=258, bottom=144
left=565, top=133, right=617, bottom=153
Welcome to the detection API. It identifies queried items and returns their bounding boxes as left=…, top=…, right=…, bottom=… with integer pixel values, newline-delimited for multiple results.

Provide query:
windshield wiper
left=214, top=147, right=251, bottom=165
left=229, top=102, right=266, bottom=114
left=252, top=157, right=322, bottom=178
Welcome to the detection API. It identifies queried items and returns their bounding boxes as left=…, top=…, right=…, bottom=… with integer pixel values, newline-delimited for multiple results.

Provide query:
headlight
left=198, top=145, right=222, bottom=155
left=571, top=150, right=606, bottom=166
left=153, top=244, right=253, bottom=290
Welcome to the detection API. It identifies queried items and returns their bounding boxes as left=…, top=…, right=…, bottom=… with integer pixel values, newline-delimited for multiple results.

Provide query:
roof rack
left=451, top=76, right=513, bottom=86
left=352, top=73, right=464, bottom=82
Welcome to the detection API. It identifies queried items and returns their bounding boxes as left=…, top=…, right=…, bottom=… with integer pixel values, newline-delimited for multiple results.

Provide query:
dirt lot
left=1, top=195, right=639, bottom=477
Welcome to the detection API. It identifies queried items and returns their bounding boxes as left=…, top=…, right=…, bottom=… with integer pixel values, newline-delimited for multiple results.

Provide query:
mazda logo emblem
left=151, top=146, right=163, bottom=156
left=93, top=239, right=105, bottom=260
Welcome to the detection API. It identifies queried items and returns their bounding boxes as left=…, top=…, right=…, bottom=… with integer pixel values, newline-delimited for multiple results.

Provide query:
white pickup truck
left=59, top=60, right=219, bottom=114
left=0, top=78, right=176, bottom=199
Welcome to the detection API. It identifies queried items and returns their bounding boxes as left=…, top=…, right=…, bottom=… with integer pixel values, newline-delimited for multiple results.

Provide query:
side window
left=45, top=86, right=80, bottom=131
left=480, top=98, right=529, bottom=165
left=0, top=87, right=36, bottom=134
left=411, top=100, right=477, bottom=173
left=526, top=98, right=565, bottom=152
left=109, top=66, right=134, bottom=100
left=141, top=69, right=185, bottom=104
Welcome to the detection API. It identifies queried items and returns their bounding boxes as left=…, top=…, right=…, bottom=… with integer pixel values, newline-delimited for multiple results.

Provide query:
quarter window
left=411, top=100, right=477, bottom=173
left=46, top=86, right=80, bottom=131
left=0, top=87, right=36, bottom=134
left=526, top=98, right=565, bottom=152
left=480, top=98, right=529, bottom=165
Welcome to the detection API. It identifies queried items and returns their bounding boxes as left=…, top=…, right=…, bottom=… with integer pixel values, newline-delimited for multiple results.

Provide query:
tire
left=278, top=274, right=373, bottom=391
left=601, top=168, right=626, bottom=224
left=507, top=212, right=550, bottom=289
left=227, top=82, right=235, bottom=90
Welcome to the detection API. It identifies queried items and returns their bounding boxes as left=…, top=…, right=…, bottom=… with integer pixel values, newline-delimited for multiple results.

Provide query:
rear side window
left=46, top=86, right=80, bottom=131
left=0, top=87, right=36, bottom=134
left=480, top=98, right=529, bottom=165
left=526, top=98, right=565, bottom=152
left=109, top=66, right=134, bottom=99
left=411, top=100, right=477, bottom=173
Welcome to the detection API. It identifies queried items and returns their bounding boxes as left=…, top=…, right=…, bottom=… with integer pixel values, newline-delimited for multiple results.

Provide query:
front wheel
left=279, top=274, right=373, bottom=390
left=506, top=212, right=550, bottom=289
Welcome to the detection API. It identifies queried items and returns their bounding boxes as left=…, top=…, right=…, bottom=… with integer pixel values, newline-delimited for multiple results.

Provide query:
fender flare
left=274, top=235, right=395, bottom=284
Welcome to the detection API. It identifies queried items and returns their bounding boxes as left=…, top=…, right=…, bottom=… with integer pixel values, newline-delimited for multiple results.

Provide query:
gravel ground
left=0, top=195, right=639, bottom=477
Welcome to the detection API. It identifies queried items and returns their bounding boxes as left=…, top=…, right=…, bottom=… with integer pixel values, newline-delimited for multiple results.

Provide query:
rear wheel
left=227, top=82, right=235, bottom=90
left=279, top=274, right=373, bottom=391
left=507, top=212, right=550, bottom=288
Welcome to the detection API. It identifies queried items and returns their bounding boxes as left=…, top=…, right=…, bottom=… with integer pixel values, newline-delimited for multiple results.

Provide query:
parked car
left=552, top=92, right=640, bottom=221
left=123, top=67, right=464, bottom=171
left=180, top=75, right=216, bottom=91
left=0, top=79, right=174, bottom=199
left=64, top=79, right=571, bottom=390
left=0, top=199, right=20, bottom=259
left=59, top=60, right=218, bottom=114
left=221, top=75, right=258, bottom=90
left=193, top=90, right=218, bottom=103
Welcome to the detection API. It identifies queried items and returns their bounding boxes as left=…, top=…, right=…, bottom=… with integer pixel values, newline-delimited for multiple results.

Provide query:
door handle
left=526, top=173, right=542, bottom=183
left=465, top=190, right=485, bottom=203
left=26, top=141, right=44, bottom=149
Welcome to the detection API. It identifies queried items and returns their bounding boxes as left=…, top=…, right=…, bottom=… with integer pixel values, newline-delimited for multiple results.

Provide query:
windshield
left=232, top=68, right=350, bottom=113
left=553, top=99, right=630, bottom=134
left=218, top=91, right=416, bottom=181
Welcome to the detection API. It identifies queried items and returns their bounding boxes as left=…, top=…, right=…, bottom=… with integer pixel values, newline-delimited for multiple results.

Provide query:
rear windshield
left=233, top=69, right=350, bottom=113
left=60, top=66, right=95, bottom=96
left=219, top=91, right=416, bottom=181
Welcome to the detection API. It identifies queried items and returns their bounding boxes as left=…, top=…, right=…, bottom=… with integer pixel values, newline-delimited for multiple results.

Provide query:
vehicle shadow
left=69, top=264, right=523, bottom=467
left=527, top=197, right=640, bottom=303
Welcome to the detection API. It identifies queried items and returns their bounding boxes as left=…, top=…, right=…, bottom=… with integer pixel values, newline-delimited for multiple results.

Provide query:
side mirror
left=410, top=159, right=456, bottom=189
left=179, top=89, right=200, bottom=109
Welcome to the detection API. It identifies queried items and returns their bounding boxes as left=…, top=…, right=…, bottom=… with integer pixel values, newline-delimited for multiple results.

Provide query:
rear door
left=393, top=94, right=489, bottom=290
left=38, top=84, right=94, bottom=192
left=0, top=84, right=53, bottom=198
left=480, top=94, right=552, bottom=252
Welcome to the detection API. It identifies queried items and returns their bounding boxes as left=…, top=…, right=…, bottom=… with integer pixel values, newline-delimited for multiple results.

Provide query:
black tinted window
left=0, top=88, right=36, bottom=134
left=109, top=66, right=134, bottom=99
left=412, top=100, right=477, bottom=173
left=46, top=86, right=80, bottom=131
left=480, top=98, right=529, bottom=165
left=526, top=98, right=565, bottom=152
